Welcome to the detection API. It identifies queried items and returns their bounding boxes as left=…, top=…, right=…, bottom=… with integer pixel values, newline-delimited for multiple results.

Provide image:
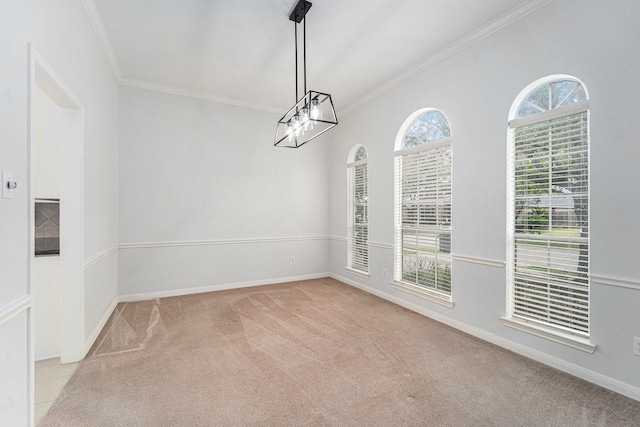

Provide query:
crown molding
left=81, top=0, right=122, bottom=82
left=119, top=78, right=285, bottom=113
left=81, top=0, right=554, bottom=116
left=81, top=0, right=283, bottom=112
left=341, top=0, right=555, bottom=116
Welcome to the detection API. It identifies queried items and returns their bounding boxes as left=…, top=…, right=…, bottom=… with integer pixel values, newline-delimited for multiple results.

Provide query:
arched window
left=504, top=76, right=592, bottom=349
left=393, top=109, right=452, bottom=306
left=347, top=145, right=368, bottom=273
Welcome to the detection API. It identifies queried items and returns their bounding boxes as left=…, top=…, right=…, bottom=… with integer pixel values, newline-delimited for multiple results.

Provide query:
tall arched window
left=504, top=77, right=593, bottom=351
left=347, top=145, right=368, bottom=273
left=393, top=109, right=452, bottom=306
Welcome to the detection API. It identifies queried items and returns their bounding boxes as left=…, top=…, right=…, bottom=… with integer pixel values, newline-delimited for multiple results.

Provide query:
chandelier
left=274, top=0, right=338, bottom=148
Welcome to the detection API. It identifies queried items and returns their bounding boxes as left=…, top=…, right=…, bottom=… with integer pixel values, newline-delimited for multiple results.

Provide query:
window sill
left=345, top=267, right=370, bottom=279
left=500, top=316, right=596, bottom=354
left=391, top=280, right=454, bottom=309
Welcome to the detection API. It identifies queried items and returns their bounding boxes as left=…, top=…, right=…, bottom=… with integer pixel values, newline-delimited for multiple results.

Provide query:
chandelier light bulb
left=310, top=99, right=320, bottom=120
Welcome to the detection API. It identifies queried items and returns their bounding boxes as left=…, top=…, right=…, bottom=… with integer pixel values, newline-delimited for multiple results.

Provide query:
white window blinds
left=508, top=103, right=589, bottom=336
left=348, top=158, right=368, bottom=273
left=395, top=139, right=452, bottom=296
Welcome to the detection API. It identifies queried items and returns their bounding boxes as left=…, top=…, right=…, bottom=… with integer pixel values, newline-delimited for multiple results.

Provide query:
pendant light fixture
left=274, top=0, right=338, bottom=148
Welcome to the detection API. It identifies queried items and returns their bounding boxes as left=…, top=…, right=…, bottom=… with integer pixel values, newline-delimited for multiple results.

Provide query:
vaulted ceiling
left=89, top=0, right=549, bottom=114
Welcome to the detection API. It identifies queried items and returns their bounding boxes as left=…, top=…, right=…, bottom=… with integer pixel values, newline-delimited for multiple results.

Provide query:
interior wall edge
left=83, top=294, right=119, bottom=357
left=119, top=78, right=283, bottom=114
left=80, top=0, right=122, bottom=82
left=84, top=248, right=118, bottom=349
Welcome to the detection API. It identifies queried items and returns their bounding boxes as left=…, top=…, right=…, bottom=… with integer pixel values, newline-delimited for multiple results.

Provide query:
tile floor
left=34, top=358, right=79, bottom=425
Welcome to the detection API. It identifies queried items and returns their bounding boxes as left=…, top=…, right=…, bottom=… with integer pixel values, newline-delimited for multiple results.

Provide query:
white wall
left=33, top=87, right=62, bottom=360
left=30, top=0, right=120, bottom=350
left=1, top=1, right=119, bottom=423
left=0, top=2, right=36, bottom=425
left=32, top=257, right=60, bottom=360
left=118, top=86, right=330, bottom=296
left=0, top=312, right=31, bottom=426
left=33, top=87, right=62, bottom=199
left=328, top=0, right=640, bottom=395
left=0, top=1, right=31, bottom=312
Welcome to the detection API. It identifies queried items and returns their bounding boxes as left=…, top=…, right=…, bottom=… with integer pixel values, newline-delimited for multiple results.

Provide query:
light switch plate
left=2, top=170, right=15, bottom=199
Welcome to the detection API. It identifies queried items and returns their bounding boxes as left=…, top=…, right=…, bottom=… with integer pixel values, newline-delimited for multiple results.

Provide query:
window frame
left=393, top=109, right=454, bottom=308
left=347, top=145, right=369, bottom=276
left=502, top=76, right=595, bottom=353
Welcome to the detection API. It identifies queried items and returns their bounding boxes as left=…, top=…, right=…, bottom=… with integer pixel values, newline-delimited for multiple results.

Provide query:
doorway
left=29, top=45, right=85, bottom=364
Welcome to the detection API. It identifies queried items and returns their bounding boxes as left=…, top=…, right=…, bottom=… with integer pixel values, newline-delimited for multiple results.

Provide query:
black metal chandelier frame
left=274, top=0, right=338, bottom=148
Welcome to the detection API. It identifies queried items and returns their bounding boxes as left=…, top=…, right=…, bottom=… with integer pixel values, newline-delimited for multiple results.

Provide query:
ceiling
left=91, top=0, right=547, bottom=114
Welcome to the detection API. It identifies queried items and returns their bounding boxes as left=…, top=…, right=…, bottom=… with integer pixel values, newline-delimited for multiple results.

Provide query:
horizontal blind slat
left=510, top=109, right=589, bottom=336
left=398, top=141, right=452, bottom=295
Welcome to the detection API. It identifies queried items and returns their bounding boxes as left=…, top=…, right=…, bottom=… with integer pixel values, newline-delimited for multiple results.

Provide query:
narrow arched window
left=393, top=109, right=452, bottom=306
left=504, top=77, right=592, bottom=349
left=347, top=145, right=368, bottom=273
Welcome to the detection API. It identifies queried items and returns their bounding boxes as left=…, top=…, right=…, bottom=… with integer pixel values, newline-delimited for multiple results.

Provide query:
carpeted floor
left=40, top=278, right=640, bottom=426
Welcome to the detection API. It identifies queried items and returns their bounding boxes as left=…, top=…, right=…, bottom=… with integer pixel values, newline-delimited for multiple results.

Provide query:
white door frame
left=28, top=45, right=85, bottom=364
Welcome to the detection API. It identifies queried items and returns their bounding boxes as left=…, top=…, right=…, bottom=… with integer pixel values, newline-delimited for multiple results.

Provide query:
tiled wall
left=34, top=200, right=59, bottom=256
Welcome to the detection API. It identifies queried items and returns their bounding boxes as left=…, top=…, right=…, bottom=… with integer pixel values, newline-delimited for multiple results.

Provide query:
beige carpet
left=40, top=278, right=640, bottom=426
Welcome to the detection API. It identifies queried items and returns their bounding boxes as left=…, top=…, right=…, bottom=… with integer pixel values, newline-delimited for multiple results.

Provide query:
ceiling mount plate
left=289, top=0, right=312, bottom=23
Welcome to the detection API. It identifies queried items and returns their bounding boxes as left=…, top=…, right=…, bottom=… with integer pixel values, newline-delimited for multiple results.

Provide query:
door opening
left=29, top=45, right=85, bottom=364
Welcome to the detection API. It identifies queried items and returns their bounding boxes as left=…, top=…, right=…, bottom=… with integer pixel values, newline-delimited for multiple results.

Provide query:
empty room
left=1, top=0, right=640, bottom=425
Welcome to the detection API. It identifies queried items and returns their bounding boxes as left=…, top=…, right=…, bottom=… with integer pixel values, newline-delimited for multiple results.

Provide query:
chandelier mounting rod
left=290, top=0, right=311, bottom=104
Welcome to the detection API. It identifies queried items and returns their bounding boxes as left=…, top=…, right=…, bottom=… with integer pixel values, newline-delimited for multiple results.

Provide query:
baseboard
left=35, top=353, right=60, bottom=362
left=83, top=296, right=119, bottom=357
left=331, top=273, right=640, bottom=403
left=119, top=272, right=331, bottom=302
